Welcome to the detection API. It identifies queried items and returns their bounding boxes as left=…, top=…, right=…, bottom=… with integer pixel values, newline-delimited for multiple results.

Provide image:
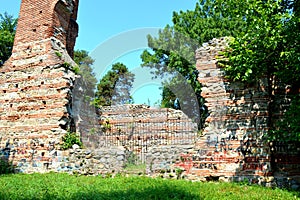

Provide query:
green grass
left=0, top=173, right=299, bottom=200
left=124, top=163, right=146, bottom=173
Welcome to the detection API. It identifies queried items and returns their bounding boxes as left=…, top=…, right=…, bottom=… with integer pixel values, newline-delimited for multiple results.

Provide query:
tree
left=73, top=49, right=97, bottom=97
left=0, top=12, right=17, bottom=65
left=217, top=0, right=300, bottom=141
left=94, top=62, right=135, bottom=107
left=141, top=0, right=246, bottom=127
left=220, top=1, right=290, bottom=82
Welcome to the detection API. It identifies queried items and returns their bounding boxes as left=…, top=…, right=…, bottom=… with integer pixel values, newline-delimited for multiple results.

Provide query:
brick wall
left=80, top=105, right=198, bottom=161
left=13, top=0, right=79, bottom=57
left=145, top=38, right=300, bottom=189
left=0, top=0, right=299, bottom=189
left=0, top=0, right=79, bottom=172
left=176, top=37, right=299, bottom=188
left=193, top=37, right=271, bottom=178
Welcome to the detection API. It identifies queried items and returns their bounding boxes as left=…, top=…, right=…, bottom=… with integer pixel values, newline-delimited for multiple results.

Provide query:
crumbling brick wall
left=178, top=37, right=299, bottom=187
left=82, top=104, right=197, bottom=151
left=145, top=38, right=299, bottom=189
left=13, top=0, right=79, bottom=57
left=191, top=37, right=271, bottom=182
left=0, top=0, right=79, bottom=171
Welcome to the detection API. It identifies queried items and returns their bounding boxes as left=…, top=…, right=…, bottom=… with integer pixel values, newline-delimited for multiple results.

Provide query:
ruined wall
left=13, top=0, right=79, bottom=57
left=99, top=105, right=197, bottom=145
left=194, top=38, right=300, bottom=187
left=193, top=37, right=271, bottom=179
left=0, top=0, right=80, bottom=171
left=16, top=145, right=127, bottom=175
left=144, top=38, right=299, bottom=189
left=144, top=37, right=272, bottom=182
left=80, top=105, right=198, bottom=162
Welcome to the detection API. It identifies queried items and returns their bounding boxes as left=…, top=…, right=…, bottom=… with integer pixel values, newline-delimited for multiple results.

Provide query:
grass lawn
left=0, top=173, right=299, bottom=200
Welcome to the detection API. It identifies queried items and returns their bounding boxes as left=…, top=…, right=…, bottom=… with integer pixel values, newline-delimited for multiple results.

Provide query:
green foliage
left=73, top=50, right=97, bottom=103
left=0, top=173, right=298, bottom=199
left=72, top=65, right=80, bottom=75
left=55, top=51, right=62, bottom=58
left=270, top=95, right=300, bottom=142
left=214, top=0, right=300, bottom=142
left=175, top=168, right=184, bottom=179
left=219, top=1, right=293, bottom=83
left=95, top=62, right=135, bottom=107
left=61, top=132, right=83, bottom=150
left=160, top=87, right=177, bottom=109
left=63, top=62, right=72, bottom=68
left=73, top=50, right=97, bottom=89
left=101, top=119, right=112, bottom=132
left=88, top=128, right=96, bottom=135
left=141, top=0, right=246, bottom=128
left=0, top=158, right=14, bottom=174
left=62, top=62, right=80, bottom=75
left=0, top=12, right=17, bottom=65
left=172, top=0, right=246, bottom=45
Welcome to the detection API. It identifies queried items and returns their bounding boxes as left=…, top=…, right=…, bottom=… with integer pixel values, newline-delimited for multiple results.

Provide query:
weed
left=55, top=51, right=62, bottom=58
left=62, top=62, right=80, bottom=75
left=0, top=158, right=14, bottom=174
left=88, top=128, right=96, bottom=135
left=72, top=65, right=80, bottom=74
left=175, top=168, right=184, bottom=179
left=101, top=119, right=112, bottom=132
left=61, top=131, right=83, bottom=150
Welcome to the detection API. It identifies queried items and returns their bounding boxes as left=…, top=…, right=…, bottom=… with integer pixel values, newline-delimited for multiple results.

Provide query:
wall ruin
left=147, top=38, right=300, bottom=189
left=0, top=0, right=299, bottom=189
left=0, top=0, right=80, bottom=172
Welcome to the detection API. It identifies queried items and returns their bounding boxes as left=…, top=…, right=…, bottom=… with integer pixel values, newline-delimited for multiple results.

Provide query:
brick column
left=0, top=0, right=79, bottom=172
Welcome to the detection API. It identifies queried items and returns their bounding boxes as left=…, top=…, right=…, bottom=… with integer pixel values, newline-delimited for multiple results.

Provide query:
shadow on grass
left=0, top=183, right=201, bottom=200
left=71, top=187, right=200, bottom=200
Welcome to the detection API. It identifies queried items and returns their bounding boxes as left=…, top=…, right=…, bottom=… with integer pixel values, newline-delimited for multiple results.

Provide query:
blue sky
left=1, top=0, right=198, bottom=106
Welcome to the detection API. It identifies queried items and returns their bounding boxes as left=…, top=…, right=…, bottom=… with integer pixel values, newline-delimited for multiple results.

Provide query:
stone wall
left=145, top=145, right=195, bottom=174
left=15, top=145, right=126, bottom=175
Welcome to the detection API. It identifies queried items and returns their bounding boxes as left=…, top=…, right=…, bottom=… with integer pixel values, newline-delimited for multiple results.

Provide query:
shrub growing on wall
left=61, top=132, right=83, bottom=150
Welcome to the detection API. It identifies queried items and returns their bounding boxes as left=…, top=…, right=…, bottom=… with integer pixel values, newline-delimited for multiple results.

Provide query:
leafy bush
left=61, top=132, right=83, bottom=150
left=0, top=158, right=14, bottom=174
left=270, top=95, right=300, bottom=142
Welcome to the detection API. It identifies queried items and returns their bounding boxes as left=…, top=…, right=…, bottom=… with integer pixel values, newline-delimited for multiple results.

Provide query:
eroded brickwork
left=82, top=105, right=197, bottom=159
left=13, top=0, right=79, bottom=57
left=0, top=0, right=299, bottom=188
left=145, top=38, right=299, bottom=189
left=0, top=0, right=79, bottom=171
left=192, top=38, right=271, bottom=179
